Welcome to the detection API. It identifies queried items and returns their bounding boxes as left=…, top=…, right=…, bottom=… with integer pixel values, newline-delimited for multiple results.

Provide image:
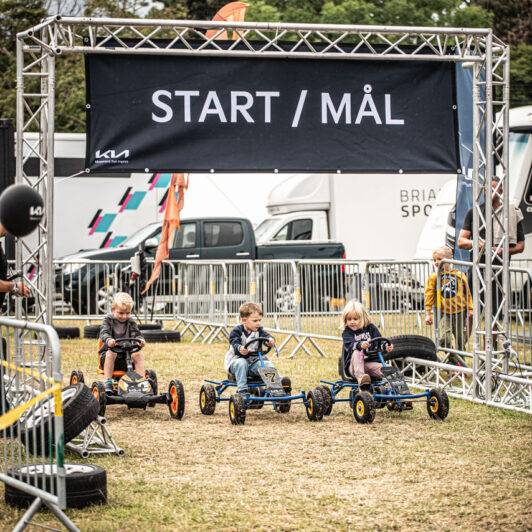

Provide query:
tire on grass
left=168, top=380, right=185, bottom=419
left=427, top=388, right=449, bottom=420
left=143, top=329, right=181, bottom=343
left=83, top=324, right=101, bottom=339
left=353, top=391, right=376, bottom=424
left=53, top=326, right=80, bottom=339
left=317, top=385, right=333, bottom=416
left=199, top=384, right=216, bottom=415
left=5, top=463, right=107, bottom=509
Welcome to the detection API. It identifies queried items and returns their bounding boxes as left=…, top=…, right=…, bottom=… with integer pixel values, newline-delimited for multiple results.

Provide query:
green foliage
left=2, top=0, right=528, bottom=132
left=0, top=0, right=47, bottom=120
left=510, top=44, right=532, bottom=106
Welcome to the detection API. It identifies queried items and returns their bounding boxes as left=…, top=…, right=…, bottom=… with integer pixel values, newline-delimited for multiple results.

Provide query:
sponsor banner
left=85, top=53, right=459, bottom=173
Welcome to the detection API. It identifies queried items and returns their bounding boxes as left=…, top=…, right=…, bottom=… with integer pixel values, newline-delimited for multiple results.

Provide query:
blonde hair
left=239, top=301, right=262, bottom=318
left=433, top=245, right=453, bottom=259
left=112, top=292, right=134, bottom=311
left=341, top=300, right=371, bottom=329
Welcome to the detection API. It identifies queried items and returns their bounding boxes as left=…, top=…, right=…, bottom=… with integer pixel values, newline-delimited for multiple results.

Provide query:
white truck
left=255, top=172, right=452, bottom=260
left=415, top=105, right=532, bottom=263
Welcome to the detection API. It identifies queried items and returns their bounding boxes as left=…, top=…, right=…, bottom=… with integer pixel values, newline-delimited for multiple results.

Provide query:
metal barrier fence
left=0, top=318, right=78, bottom=531
left=10, top=257, right=532, bottom=412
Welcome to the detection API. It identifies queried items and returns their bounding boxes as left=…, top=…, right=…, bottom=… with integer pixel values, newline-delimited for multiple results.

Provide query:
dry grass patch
left=1, top=328, right=531, bottom=531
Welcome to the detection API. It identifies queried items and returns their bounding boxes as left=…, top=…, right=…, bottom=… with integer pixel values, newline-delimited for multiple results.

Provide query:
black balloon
left=0, top=184, right=44, bottom=237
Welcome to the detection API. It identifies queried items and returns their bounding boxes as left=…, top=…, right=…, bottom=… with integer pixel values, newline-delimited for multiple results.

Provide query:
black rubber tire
left=384, top=335, right=437, bottom=362
left=69, top=370, right=84, bottom=385
left=427, top=388, right=450, bottom=420
left=353, top=391, right=376, bottom=424
left=53, top=326, right=80, bottom=339
left=20, top=384, right=100, bottom=456
left=83, top=324, right=101, bottom=339
left=199, top=384, right=216, bottom=415
left=138, top=322, right=163, bottom=331
left=146, top=369, right=158, bottom=396
left=373, top=385, right=388, bottom=409
left=277, top=399, right=291, bottom=414
left=143, top=329, right=181, bottom=343
left=317, top=385, right=333, bottom=416
left=84, top=323, right=162, bottom=339
left=5, top=463, right=107, bottom=509
left=229, top=394, right=246, bottom=425
left=305, top=388, right=324, bottom=422
left=91, top=381, right=107, bottom=417
left=168, top=379, right=185, bottom=419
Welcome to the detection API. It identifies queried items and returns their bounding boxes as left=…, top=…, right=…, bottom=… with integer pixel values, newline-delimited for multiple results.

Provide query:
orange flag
left=142, top=173, right=189, bottom=294
left=206, top=2, right=249, bottom=40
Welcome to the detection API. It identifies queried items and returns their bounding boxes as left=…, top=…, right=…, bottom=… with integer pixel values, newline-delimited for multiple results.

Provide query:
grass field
left=1, top=329, right=531, bottom=531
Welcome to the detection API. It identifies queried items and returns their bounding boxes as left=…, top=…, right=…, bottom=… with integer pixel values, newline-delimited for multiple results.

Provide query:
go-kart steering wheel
left=112, top=337, right=143, bottom=355
left=364, top=336, right=391, bottom=355
left=243, top=336, right=274, bottom=356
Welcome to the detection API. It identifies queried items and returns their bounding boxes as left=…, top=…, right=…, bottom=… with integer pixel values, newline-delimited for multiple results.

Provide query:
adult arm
left=509, top=221, right=525, bottom=256
left=0, top=280, right=30, bottom=297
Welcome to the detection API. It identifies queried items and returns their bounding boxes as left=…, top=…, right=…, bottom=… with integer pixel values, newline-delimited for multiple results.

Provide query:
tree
left=0, top=0, right=48, bottom=121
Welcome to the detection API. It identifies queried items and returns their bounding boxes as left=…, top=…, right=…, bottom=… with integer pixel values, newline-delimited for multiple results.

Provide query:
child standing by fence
left=424, top=246, right=473, bottom=363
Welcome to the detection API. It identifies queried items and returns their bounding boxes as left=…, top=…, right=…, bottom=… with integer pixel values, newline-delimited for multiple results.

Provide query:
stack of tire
left=83, top=321, right=180, bottom=342
left=6, top=383, right=107, bottom=509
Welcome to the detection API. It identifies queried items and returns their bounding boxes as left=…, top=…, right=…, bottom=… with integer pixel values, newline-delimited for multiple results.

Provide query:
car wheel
left=199, top=384, right=216, bottom=415
left=5, top=463, right=107, bottom=509
left=20, top=384, right=100, bottom=456
left=229, top=394, right=246, bottom=425
left=275, top=284, right=296, bottom=313
left=168, top=380, right=185, bottom=419
left=353, top=391, right=376, bottom=424
left=427, top=388, right=449, bottom=420
left=317, top=385, right=333, bottom=416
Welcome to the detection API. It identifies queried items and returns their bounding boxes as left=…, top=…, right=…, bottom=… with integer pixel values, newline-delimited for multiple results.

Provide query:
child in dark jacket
left=341, top=300, right=393, bottom=387
left=99, top=292, right=145, bottom=394
left=224, top=301, right=290, bottom=395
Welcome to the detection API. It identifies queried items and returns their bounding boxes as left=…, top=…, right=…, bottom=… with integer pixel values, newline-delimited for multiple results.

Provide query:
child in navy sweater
left=341, top=300, right=393, bottom=387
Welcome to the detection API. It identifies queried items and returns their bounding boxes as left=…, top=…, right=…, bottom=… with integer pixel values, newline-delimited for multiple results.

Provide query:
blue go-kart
left=314, top=337, right=449, bottom=424
left=199, top=337, right=324, bottom=425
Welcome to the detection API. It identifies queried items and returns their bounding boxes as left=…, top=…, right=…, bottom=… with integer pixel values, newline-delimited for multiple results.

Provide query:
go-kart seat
left=226, top=373, right=264, bottom=384
left=96, top=338, right=128, bottom=380
left=338, top=352, right=383, bottom=384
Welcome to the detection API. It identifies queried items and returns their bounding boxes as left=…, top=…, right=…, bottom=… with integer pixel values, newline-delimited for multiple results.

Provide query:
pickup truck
left=57, top=217, right=345, bottom=314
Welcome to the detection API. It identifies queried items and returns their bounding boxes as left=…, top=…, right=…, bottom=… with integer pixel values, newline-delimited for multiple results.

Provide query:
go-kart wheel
left=317, top=385, right=333, bottom=416
left=91, top=382, right=106, bottom=417
left=168, top=380, right=185, bottom=420
left=277, top=399, right=291, bottom=414
left=305, top=388, right=324, bottom=422
left=427, top=388, right=449, bottom=420
left=373, top=385, right=388, bottom=409
left=145, top=369, right=158, bottom=395
left=353, top=392, right=376, bottom=424
left=69, top=370, right=84, bottom=386
left=229, top=394, right=246, bottom=425
left=199, top=384, right=216, bottom=415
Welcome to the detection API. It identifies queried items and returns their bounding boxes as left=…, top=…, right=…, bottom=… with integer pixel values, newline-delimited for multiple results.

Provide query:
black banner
left=85, top=53, right=459, bottom=173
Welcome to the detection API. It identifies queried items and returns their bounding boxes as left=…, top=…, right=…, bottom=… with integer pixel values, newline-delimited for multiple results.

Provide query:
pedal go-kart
left=199, top=336, right=324, bottom=425
left=70, top=337, right=185, bottom=419
left=312, top=337, right=449, bottom=424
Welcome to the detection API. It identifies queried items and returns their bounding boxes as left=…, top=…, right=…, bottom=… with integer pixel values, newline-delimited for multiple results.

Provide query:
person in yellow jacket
left=425, top=246, right=473, bottom=363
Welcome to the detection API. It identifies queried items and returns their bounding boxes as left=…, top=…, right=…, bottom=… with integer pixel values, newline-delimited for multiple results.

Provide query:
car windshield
left=254, top=218, right=278, bottom=242
left=118, top=223, right=161, bottom=247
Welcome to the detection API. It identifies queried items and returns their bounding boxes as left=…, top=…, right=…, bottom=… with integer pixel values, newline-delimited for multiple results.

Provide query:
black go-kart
left=312, top=337, right=449, bottom=424
left=70, top=337, right=185, bottom=419
left=199, top=336, right=324, bottom=425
